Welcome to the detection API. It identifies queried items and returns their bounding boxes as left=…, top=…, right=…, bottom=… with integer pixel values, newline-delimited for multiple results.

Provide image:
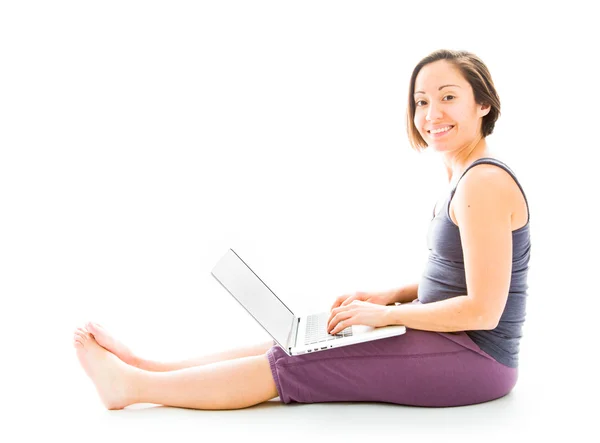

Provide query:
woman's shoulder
left=452, top=157, right=529, bottom=231
left=457, top=155, right=522, bottom=188
left=468, top=155, right=512, bottom=172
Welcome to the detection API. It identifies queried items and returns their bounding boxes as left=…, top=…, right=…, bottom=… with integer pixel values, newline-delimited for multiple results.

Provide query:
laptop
left=211, top=249, right=406, bottom=356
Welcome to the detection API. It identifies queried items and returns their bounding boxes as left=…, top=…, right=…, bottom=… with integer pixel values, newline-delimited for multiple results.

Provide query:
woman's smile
left=428, top=125, right=455, bottom=139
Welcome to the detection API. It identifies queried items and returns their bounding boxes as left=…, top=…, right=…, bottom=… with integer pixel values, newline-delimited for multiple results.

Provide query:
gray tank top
left=417, top=158, right=531, bottom=368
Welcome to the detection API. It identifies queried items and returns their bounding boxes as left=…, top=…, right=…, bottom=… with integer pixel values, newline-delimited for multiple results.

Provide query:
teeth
left=430, top=126, right=453, bottom=134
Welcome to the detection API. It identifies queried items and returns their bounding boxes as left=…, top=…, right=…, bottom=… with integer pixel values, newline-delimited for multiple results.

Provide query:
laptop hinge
left=288, top=317, right=300, bottom=351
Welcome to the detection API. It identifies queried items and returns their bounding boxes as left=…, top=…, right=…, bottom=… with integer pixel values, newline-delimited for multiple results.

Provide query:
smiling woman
left=74, top=49, right=531, bottom=410
left=407, top=49, right=501, bottom=152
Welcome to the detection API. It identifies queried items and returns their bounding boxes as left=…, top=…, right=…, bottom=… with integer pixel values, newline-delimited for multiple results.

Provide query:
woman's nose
left=426, top=103, right=443, bottom=121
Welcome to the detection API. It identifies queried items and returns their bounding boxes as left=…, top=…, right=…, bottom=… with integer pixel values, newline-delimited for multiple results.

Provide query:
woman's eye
left=416, top=96, right=454, bottom=107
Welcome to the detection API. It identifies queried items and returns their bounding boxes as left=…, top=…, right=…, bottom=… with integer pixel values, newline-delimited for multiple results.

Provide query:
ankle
left=122, top=366, right=145, bottom=407
left=133, top=356, right=166, bottom=372
left=135, top=357, right=173, bottom=372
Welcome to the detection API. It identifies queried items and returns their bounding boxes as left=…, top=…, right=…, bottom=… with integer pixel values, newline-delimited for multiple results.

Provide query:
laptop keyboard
left=304, top=312, right=353, bottom=345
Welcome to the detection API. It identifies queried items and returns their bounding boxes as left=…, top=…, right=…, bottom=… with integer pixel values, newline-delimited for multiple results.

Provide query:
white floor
left=5, top=317, right=595, bottom=443
left=12, top=373, right=595, bottom=442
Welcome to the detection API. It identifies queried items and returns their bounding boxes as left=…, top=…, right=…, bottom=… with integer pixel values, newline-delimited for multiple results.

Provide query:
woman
left=73, top=49, right=531, bottom=409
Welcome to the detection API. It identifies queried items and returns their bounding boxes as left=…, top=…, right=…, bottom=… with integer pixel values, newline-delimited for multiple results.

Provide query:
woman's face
left=413, top=60, right=489, bottom=153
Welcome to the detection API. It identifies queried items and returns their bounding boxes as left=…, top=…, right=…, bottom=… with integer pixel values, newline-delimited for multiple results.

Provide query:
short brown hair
left=406, top=49, right=501, bottom=151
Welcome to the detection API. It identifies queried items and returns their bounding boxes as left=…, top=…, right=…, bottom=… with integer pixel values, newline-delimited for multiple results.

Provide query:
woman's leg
left=267, top=329, right=517, bottom=406
left=139, top=341, right=276, bottom=372
left=84, top=322, right=274, bottom=371
left=74, top=329, right=278, bottom=410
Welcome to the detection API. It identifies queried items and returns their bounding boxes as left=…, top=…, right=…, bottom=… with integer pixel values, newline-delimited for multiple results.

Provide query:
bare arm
left=328, top=287, right=491, bottom=335
left=385, top=295, right=493, bottom=332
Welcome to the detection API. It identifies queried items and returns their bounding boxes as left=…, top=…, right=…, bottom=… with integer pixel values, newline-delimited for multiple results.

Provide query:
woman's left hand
left=327, top=300, right=392, bottom=335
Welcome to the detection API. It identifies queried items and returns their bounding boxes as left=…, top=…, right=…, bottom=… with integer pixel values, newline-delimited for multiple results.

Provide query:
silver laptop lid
left=211, top=249, right=296, bottom=348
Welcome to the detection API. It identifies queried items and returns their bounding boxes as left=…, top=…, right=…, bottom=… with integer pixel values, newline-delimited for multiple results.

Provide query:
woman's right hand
left=330, top=290, right=396, bottom=311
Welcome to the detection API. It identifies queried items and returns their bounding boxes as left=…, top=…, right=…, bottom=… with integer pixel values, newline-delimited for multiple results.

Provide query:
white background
left=1, top=1, right=598, bottom=441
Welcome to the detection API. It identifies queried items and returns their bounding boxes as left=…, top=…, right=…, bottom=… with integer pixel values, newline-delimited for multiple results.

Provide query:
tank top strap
left=449, top=157, right=530, bottom=224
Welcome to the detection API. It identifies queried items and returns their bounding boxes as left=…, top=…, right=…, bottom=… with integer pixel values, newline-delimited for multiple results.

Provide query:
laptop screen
left=211, top=249, right=295, bottom=348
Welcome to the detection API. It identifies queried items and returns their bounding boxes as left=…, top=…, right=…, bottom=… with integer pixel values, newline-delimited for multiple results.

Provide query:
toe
left=75, top=330, right=89, bottom=342
left=87, top=322, right=105, bottom=335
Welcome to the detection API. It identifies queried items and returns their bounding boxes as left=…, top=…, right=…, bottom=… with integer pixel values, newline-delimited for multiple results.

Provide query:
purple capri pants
left=266, top=328, right=517, bottom=407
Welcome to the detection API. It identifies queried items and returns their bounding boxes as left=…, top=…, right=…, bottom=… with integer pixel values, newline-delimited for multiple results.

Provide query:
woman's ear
left=479, top=103, right=491, bottom=118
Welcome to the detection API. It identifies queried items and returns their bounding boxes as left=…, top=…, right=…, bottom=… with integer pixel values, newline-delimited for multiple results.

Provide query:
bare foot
left=73, top=327, right=138, bottom=410
left=85, top=322, right=140, bottom=368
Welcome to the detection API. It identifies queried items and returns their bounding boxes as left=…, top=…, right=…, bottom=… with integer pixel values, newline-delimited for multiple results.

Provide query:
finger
left=341, top=295, right=357, bottom=307
left=328, top=312, right=352, bottom=334
left=330, top=321, right=340, bottom=335
left=330, top=294, right=349, bottom=311
left=326, top=305, right=349, bottom=330
left=330, top=316, right=353, bottom=335
left=327, top=312, right=339, bottom=333
left=326, top=311, right=336, bottom=330
left=331, top=320, right=344, bottom=335
left=327, top=304, right=341, bottom=326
